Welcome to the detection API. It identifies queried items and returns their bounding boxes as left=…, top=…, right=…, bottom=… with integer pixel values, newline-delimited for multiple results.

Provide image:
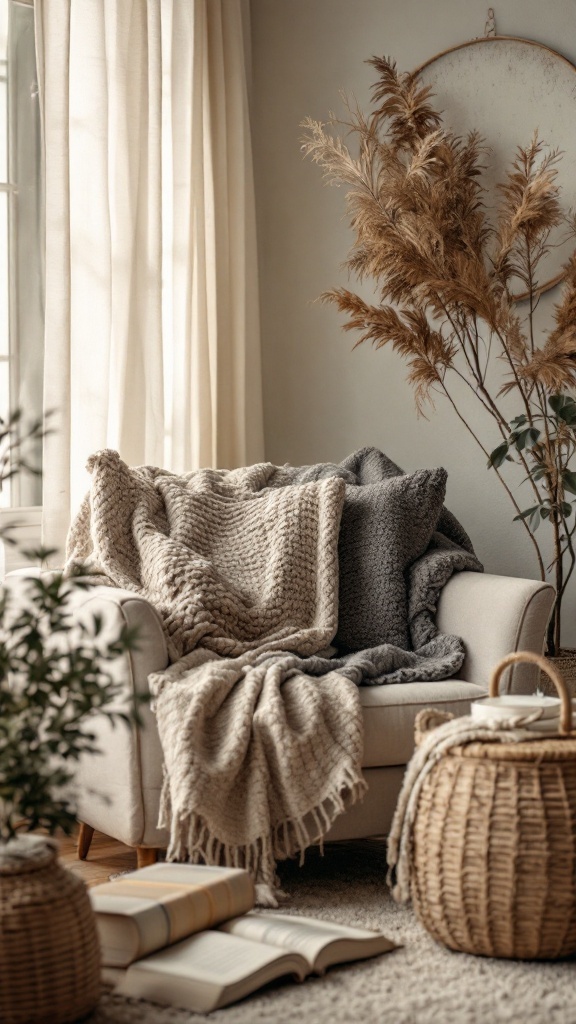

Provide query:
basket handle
left=489, top=651, right=572, bottom=735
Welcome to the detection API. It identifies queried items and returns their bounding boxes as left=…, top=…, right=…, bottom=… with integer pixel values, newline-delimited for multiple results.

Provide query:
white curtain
left=34, top=0, right=264, bottom=557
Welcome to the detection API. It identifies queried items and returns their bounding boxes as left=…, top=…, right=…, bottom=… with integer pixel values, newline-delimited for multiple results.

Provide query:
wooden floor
left=58, top=828, right=138, bottom=888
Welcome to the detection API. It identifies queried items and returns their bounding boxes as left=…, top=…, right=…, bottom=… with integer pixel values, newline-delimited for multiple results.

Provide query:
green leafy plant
left=0, top=409, right=44, bottom=491
left=0, top=413, right=142, bottom=841
left=0, top=564, right=140, bottom=841
left=301, top=56, right=576, bottom=654
left=487, top=394, right=576, bottom=652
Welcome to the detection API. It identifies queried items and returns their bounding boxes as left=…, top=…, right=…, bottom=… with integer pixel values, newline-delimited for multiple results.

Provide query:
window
left=0, top=0, right=43, bottom=572
left=0, top=0, right=43, bottom=512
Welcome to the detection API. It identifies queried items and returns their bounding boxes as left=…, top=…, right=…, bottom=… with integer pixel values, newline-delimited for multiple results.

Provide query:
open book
left=113, top=912, right=398, bottom=1013
left=89, top=863, right=255, bottom=967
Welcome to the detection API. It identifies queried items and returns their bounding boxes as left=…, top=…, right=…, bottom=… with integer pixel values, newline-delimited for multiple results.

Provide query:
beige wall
left=250, top=0, right=576, bottom=646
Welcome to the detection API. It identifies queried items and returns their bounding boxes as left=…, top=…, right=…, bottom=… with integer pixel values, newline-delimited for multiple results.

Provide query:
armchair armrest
left=437, top=571, right=555, bottom=694
left=66, top=586, right=169, bottom=686
left=6, top=571, right=169, bottom=686
left=5, top=572, right=169, bottom=848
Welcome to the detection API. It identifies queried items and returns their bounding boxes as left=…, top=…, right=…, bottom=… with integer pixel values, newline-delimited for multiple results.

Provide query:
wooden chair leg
left=137, top=847, right=160, bottom=869
left=77, top=822, right=95, bottom=861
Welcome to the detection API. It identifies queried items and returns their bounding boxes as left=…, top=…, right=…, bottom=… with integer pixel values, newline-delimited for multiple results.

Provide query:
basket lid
left=0, top=835, right=58, bottom=875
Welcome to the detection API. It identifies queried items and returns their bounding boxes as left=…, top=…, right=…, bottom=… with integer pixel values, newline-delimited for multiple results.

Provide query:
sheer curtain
left=34, top=0, right=264, bottom=557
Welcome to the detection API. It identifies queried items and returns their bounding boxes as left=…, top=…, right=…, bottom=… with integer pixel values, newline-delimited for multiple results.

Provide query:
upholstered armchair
left=55, top=570, right=554, bottom=868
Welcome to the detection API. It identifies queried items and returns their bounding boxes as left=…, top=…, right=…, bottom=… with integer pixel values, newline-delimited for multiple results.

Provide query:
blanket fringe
left=254, top=883, right=285, bottom=909
left=160, top=765, right=367, bottom=903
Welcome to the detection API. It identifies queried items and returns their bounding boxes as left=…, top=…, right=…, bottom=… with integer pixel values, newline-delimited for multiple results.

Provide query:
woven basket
left=410, top=651, right=576, bottom=960
left=0, top=835, right=101, bottom=1024
left=539, top=647, right=576, bottom=698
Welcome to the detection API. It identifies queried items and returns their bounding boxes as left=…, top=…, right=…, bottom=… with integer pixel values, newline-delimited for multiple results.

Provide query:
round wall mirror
left=414, top=36, right=576, bottom=300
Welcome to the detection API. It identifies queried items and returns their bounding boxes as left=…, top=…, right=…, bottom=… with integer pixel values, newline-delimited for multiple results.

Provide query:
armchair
left=55, top=570, right=554, bottom=868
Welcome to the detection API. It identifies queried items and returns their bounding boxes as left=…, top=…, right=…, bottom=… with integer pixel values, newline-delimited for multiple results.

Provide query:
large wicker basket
left=410, top=651, right=576, bottom=960
left=0, top=835, right=101, bottom=1024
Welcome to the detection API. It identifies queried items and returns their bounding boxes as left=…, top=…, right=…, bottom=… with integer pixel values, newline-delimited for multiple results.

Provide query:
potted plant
left=301, top=56, right=576, bottom=666
left=0, top=413, right=140, bottom=1024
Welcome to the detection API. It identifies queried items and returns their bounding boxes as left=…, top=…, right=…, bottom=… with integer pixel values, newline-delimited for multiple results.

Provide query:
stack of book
left=90, top=863, right=398, bottom=1012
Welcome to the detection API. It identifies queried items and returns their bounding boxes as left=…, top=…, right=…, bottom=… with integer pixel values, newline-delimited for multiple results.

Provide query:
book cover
left=90, top=862, right=255, bottom=967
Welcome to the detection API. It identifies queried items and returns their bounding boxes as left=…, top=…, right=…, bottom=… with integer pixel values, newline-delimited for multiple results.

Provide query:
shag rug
left=87, top=840, right=575, bottom=1024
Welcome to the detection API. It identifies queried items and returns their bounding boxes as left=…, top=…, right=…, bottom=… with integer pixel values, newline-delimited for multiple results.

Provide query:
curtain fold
left=35, top=0, right=264, bottom=558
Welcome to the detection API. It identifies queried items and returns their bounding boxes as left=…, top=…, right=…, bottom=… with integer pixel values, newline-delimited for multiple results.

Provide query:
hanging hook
left=484, top=8, right=497, bottom=37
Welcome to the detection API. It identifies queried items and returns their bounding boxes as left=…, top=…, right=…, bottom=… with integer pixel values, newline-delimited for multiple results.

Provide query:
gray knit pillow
left=334, top=468, right=447, bottom=653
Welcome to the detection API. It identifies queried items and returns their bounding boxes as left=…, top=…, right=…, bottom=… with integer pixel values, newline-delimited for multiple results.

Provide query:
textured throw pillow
left=334, top=467, right=447, bottom=653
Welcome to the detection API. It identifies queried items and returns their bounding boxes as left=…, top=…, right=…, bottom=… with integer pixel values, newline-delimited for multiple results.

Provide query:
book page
left=220, top=913, right=397, bottom=971
left=115, top=931, right=308, bottom=1014
left=123, top=930, right=307, bottom=985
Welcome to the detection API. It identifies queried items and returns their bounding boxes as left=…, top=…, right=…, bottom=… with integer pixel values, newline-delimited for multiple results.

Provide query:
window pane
left=0, top=77, right=6, bottom=184
left=0, top=2, right=7, bottom=59
left=0, top=356, right=10, bottom=507
left=0, top=3, right=6, bottom=182
left=0, top=189, right=7, bottom=358
left=8, top=0, right=42, bottom=507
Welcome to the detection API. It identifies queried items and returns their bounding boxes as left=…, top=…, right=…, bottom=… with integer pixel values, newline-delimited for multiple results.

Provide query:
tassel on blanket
left=159, top=767, right=367, bottom=905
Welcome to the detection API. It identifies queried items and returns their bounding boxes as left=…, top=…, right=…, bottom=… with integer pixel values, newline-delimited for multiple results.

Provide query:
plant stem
left=437, top=379, right=546, bottom=579
left=554, top=529, right=562, bottom=653
left=525, top=230, right=536, bottom=356
left=438, top=299, right=513, bottom=438
left=445, top=313, right=544, bottom=510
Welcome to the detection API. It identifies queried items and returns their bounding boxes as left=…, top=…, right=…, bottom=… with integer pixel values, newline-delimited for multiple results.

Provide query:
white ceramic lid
left=473, top=695, right=560, bottom=720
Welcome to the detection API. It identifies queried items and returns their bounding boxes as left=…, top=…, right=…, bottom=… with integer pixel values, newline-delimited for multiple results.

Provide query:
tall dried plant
left=301, top=56, right=576, bottom=655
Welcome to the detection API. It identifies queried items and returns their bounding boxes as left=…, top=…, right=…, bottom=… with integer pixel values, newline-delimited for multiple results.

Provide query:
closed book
left=89, top=863, right=255, bottom=967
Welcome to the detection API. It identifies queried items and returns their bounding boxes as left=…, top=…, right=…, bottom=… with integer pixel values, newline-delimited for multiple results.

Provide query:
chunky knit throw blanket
left=65, top=447, right=481, bottom=897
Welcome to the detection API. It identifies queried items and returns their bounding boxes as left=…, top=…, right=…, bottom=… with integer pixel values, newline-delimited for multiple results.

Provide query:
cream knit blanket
left=66, top=450, right=365, bottom=899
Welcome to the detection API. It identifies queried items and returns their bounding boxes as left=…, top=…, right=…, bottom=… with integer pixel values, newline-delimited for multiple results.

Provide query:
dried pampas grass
left=302, top=56, right=576, bottom=653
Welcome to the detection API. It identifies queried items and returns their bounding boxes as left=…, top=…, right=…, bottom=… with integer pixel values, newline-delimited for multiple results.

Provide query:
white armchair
left=48, top=570, right=553, bottom=868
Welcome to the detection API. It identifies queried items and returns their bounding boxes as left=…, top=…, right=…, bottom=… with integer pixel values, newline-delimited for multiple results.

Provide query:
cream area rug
left=87, top=840, right=574, bottom=1024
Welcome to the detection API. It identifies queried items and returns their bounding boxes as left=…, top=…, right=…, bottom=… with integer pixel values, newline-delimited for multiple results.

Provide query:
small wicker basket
left=0, top=835, right=101, bottom=1024
left=410, top=650, right=576, bottom=960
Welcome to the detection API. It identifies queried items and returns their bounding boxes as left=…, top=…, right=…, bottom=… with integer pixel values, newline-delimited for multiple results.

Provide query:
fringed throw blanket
left=66, top=450, right=365, bottom=900
left=66, top=446, right=482, bottom=897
